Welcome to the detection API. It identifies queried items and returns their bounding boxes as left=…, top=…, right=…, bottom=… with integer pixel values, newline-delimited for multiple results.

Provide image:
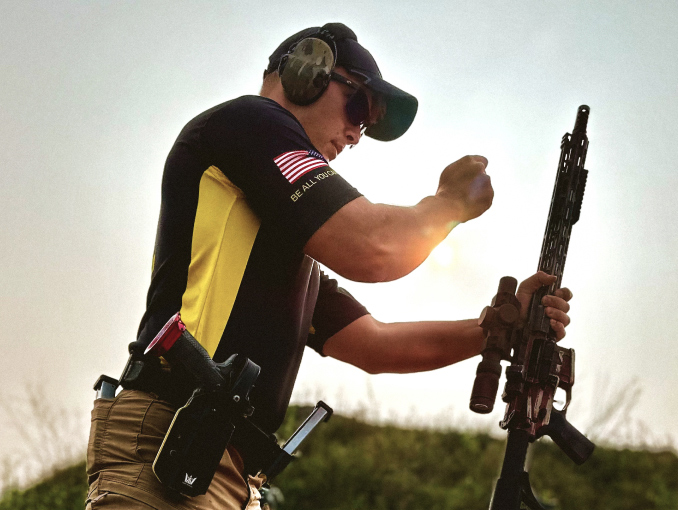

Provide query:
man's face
left=294, top=68, right=378, bottom=162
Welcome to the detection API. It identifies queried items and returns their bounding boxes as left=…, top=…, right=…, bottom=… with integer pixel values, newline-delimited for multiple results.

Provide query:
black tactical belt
left=118, top=354, right=193, bottom=408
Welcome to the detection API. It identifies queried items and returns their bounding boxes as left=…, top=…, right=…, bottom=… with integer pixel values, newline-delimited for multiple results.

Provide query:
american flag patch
left=274, top=150, right=328, bottom=184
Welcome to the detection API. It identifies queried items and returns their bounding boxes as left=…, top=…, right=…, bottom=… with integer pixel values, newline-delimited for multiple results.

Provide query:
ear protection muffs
left=278, top=30, right=337, bottom=106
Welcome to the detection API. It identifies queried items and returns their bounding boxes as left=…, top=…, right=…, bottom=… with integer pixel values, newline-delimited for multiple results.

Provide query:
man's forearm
left=323, top=315, right=485, bottom=374
left=305, top=156, right=493, bottom=283
left=366, top=197, right=463, bottom=281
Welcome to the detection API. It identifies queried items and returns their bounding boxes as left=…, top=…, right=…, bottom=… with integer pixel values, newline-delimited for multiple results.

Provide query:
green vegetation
left=0, top=461, right=86, bottom=510
left=2, top=406, right=677, bottom=510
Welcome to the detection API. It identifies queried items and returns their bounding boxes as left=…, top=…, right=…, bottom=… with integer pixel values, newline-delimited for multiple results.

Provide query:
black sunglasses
left=330, top=72, right=372, bottom=134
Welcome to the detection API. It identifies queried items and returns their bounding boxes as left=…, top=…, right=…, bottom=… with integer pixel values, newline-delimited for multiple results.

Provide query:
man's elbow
left=327, top=240, right=419, bottom=283
left=324, top=316, right=392, bottom=374
left=339, top=351, right=388, bottom=375
left=362, top=363, right=383, bottom=375
left=356, top=357, right=407, bottom=375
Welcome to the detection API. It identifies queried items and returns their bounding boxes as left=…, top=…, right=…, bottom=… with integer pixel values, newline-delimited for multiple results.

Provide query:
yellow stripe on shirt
left=180, top=165, right=261, bottom=357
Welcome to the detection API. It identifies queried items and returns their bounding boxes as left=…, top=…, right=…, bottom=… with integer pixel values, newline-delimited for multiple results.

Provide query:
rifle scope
left=470, top=277, right=520, bottom=414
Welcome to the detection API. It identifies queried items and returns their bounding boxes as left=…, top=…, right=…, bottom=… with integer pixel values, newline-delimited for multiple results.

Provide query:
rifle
left=469, top=105, right=595, bottom=510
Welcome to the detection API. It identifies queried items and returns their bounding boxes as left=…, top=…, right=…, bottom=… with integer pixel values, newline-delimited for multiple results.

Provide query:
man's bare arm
left=323, top=315, right=485, bottom=374
left=322, top=274, right=573, bottom=374
left=304, top=156, right=493, bottom=283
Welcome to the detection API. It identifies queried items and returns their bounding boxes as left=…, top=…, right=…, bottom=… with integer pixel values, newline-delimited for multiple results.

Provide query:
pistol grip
left=537, top=410, right=595, bottom=465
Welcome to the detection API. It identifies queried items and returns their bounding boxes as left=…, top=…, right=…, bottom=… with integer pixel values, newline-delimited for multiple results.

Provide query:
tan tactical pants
left=86, top=390, right=264, bottom=510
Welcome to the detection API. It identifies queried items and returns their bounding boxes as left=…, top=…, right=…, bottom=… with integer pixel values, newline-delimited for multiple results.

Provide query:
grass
left=2, top=406, right=676, bottom=510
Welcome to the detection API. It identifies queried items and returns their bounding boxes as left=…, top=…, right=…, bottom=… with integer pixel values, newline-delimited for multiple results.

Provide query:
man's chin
left=330, top=142, right=344, bottom=161
left=324, top=147, right=337, bottom=162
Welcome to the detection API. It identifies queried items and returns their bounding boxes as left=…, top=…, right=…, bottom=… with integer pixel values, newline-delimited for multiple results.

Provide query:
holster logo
left=183, top=473, right=197, bottom=487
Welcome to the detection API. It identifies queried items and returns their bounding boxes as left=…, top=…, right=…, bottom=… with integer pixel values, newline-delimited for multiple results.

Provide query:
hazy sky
left=2, top=1, right=677, bottom=474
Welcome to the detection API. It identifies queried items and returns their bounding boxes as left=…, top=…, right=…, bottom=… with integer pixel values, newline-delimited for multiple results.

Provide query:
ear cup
left=279, top=37, right=335, bottom=105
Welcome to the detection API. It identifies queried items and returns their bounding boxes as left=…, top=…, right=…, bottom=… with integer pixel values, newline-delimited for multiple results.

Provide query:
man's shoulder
left=205, top=95, right=301, bottom=130
left=176, top=95, right=305, bottom=148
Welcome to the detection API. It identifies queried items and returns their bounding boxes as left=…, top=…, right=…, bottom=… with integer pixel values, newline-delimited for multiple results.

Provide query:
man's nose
left=345, top=123, right=361, bottom=145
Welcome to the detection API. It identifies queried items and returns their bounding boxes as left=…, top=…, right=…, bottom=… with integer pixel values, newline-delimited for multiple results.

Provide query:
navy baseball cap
left=266, top=22, right=418, bottom=141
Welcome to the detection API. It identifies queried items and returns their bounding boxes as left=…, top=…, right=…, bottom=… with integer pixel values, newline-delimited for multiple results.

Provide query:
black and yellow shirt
left=133, top=96, right=369, bottom=433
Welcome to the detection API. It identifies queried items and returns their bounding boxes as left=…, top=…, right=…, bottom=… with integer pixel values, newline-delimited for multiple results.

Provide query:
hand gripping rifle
left=469, top=106, right=595, bottom=510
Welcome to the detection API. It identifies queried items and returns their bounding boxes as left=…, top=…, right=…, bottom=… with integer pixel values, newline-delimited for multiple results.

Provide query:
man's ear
left=260, top=71, right=282, bottom=97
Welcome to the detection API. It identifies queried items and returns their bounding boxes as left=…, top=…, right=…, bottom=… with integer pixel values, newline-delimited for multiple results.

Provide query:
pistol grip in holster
left=152, top=353, right=260, bottom=497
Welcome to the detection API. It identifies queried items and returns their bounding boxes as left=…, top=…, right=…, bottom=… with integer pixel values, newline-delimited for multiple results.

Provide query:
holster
left=114, top=341, right=262, bottom=497
left=231, top=416, right=294, bottom=480
left=151, top=352, right=260, bottom=497
left=98, top=350, right=325, bottom=496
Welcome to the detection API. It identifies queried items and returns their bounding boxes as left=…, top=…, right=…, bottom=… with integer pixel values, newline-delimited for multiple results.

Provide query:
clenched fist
left=436, top=155, right=494, bottom=222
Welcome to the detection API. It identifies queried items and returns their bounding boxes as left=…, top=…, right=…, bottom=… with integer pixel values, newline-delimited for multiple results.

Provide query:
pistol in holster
left=94, top=312, right=332, bottom=497
left=140, top=313, right=260, bottom=497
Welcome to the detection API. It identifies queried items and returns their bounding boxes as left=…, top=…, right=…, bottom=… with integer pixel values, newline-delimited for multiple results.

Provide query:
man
left=85, top=22, right=573, bottom=510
